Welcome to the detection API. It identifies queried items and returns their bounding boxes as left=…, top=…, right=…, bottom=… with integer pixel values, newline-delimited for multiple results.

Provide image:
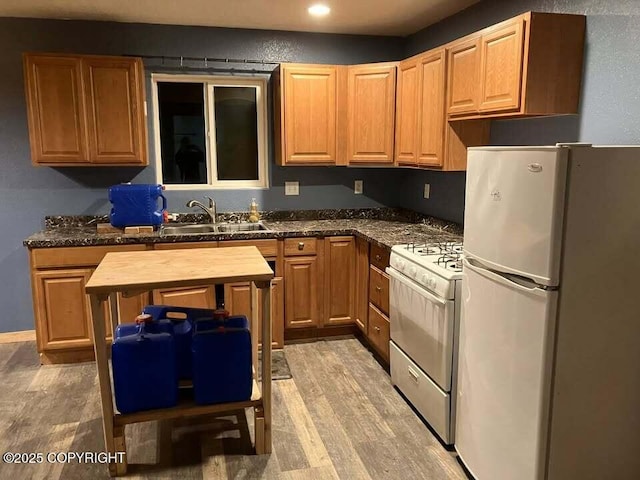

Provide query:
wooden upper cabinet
left=23, top=55, right=88, bottom=164
left=395, top=57, right=420, bottom=165
left=479, top=18, right=525, bottom=113
left=447, top=37, right=481, bottom=116
left=23, top=53, right=148, bottom=166
left=447, top=12, right=585, bottom=119
left=83, top=57, right=147, bottom=164
left=347, top=63, right=397, bottom=164
left=278, top=64, right=337, bottom=165
left=417, top=50, right=447, bottom=167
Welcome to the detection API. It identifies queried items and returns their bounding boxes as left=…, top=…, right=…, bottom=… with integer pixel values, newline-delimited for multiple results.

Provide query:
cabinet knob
left=375, top=286, right=382, bottom=292
left=298, top=242, right=305, bottom=250
left=375, top=254, right=382, bottom=261
left=374, top=326, right=381, bottom=332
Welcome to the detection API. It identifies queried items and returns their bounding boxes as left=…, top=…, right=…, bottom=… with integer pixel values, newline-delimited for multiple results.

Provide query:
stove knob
left=409, top=266, right=417, bottom=277
left=429, top=278, right=437, bottom=288
left=397, top=260, right=405, bottom=271
left=421, top=273, right=429, bottom=284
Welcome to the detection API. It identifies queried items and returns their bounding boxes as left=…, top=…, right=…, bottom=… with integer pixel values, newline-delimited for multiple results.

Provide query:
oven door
left=387, top=267, right=455, bottom=391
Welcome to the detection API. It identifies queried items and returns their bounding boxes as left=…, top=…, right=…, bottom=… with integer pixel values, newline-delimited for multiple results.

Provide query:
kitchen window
left=151, top=74, right=268, bottom=189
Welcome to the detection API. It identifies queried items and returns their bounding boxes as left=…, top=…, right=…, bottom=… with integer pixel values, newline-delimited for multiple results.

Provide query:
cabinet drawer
left=31, top=245, right=147, bottom=269
left=368, top=303, right=390, bottom=361
left=284, top=237, right=317, bottom=256
left=369, top=265, right=389, bottom=315
left=219, top=239, right=277, bottom=257
left=370, top=243, right=390, bottom=270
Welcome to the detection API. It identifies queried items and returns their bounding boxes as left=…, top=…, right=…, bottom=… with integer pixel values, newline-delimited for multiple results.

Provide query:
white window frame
left=151, top=73, right=269, bottom=190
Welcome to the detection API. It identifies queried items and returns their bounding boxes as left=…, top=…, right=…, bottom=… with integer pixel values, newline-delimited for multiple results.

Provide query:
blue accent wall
left=397, top=0, right=640, bottom=224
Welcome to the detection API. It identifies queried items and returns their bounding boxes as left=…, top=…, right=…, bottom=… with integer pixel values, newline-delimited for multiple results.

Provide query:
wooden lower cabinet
left=284, top=256, right=319, bottom=328
left=32, top=268, right=145, bottom=358
left=152, top=285, right=216, bottom=309
left=33, top=268, right=94, bottom=351
left=369, top=265, right=390, bottom=315
left=116, top=291, right=150, bottom=324
left=224, top=278, right=284, bottom=349
left=367, top=303, right=390, bottom=362
left=323, top=236, right=355, bottom=326
left=355, top=238, right=370, bottom=333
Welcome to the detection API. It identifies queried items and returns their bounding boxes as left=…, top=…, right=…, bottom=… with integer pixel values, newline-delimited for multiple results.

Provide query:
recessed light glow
left=308, top=4, right=331, bottom=17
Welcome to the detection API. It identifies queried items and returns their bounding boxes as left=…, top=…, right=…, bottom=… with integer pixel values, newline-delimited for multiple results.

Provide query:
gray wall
left=0, top=17, right=404, bottom=333
left=398, top=0, right=640, bottom=223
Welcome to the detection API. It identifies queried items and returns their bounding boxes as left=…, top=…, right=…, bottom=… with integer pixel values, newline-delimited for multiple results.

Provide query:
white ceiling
left=0, top=0, right=480, bottom=36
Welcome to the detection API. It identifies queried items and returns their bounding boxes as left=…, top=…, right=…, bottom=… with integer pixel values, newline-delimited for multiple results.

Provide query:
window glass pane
left=157, top=82, right=207, bottom=184
left=213, top=86, right=259, bottom=181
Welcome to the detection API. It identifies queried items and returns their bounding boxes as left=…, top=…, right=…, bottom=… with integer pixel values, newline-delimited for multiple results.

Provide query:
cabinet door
left=152, top=286, right=216, bottom=309
left=82, top=57, right=147, bottom=164
left=33, top=269, right=93, bottom=350
left=417, top=50, right=446, bottom=167
left=224, top=278, right=284, bottom=349
left=23, top=55, right=88, bottom=164
left=395, top=57, right=420, bottom=165
left=347, top=64, right=396, bottom=164
left=323, top=237, right=356, bottom=326
left=447, top=37, right=481, bottom=116
left=355, top=238, right=370, bottom=333
left=116, top=291, right=150, bottom=324
left=284, top=256, right=319, bottom=328
left=282, top=65, right=337, bottom=164
left=478, top=18, right=525, bottom=113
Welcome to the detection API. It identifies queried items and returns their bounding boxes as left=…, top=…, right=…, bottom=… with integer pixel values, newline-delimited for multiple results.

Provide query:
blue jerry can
left=108, top=183, right=167, bottom=228
left=192, top=315, right=253, bottom=405
left=111, top=322, right=178, bottom=414
left=141, top=305, right=212, bottom=380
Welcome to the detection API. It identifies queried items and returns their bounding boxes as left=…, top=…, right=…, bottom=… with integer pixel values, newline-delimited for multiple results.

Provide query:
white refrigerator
left=456, top=145, right=640, bottom=480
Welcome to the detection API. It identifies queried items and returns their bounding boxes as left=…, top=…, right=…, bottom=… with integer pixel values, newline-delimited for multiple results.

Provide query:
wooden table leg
left=250, top=282, right=259, bottom=381
left=255, top=280, right=272, bottom=454
left=90, top=293, right=127, bottom=476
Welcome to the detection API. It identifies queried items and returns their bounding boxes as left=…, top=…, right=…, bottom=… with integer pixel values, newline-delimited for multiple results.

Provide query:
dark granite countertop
left=24, top=209, right=463, bottom=250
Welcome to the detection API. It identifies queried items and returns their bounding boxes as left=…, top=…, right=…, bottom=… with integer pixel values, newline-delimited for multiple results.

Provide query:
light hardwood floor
left=0, top=338, right=468, bottom=479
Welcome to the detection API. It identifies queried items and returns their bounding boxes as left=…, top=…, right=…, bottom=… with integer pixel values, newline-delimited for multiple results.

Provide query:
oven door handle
left=386, top=267, right=447, bottom=306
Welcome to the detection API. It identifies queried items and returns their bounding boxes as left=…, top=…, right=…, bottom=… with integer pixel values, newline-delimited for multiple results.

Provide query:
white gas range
left=387, top=242, right=463, bottom=445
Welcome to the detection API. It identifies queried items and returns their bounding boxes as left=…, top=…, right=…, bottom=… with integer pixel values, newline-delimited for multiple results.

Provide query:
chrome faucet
left=186, top=196, right=217, bottom=224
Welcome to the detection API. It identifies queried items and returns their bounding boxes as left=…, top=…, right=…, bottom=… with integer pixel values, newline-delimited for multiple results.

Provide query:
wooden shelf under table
left=114, top=379, right=262, bottom=427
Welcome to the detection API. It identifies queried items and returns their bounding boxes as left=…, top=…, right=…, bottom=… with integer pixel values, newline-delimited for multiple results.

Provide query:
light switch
left=424, top=183, right=430, bottom=199
left=285, top=181, right=299, bottom=196
left=354, top=180, right=363, bottom=194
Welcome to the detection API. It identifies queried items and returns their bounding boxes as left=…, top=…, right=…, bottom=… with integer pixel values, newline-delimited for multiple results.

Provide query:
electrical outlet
left=424, top=183, right=431, bottom=199
left=354, top=180, right=363, bottom=194
left=285, top=181, right=299, bottom=196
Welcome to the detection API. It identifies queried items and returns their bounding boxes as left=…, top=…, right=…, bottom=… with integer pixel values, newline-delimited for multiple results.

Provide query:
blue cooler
left=111, top=321, right=178, bottom=414
left=192, top=315, right=253, bottom=405
left=109, top=183, right=167, bottom=228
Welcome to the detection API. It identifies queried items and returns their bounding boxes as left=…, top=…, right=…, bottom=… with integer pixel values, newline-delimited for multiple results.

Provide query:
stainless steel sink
left=161, top=224, right=218, bottom=235
left=161, top=222, right=270, bottom=235
left=217, top=222, right=268, bottom=232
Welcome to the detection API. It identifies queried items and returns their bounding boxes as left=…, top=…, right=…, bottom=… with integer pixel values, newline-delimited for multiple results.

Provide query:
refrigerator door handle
left=463, top=259, right=549, bottom=297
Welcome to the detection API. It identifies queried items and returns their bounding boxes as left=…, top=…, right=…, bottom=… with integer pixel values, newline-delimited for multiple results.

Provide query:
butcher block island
left=84, top=246, right=274, bottom=476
